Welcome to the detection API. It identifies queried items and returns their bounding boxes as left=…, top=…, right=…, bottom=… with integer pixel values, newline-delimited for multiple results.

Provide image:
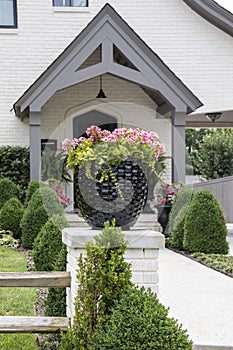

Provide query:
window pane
left=0, top=0, right=14, bottom=26
left=71, top=0, right=87, bottom=6
left=53, top=0, right=69, bottom=6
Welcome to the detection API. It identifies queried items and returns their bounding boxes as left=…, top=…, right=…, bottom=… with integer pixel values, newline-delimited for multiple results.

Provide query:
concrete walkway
left=158, top=233, right=233, bottom=348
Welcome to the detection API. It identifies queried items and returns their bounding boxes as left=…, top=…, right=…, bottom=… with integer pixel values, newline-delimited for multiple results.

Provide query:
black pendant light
left=96, top=75, right=107, bottom=98
left=96, top=45, right=107, bottom=98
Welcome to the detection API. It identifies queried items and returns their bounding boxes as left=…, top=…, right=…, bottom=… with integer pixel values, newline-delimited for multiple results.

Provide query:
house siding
left=0, top=0, right=233, bottom=147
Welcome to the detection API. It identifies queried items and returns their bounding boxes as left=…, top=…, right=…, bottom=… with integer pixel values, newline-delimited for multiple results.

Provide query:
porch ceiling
left=13, top=3, right=202, bottom=119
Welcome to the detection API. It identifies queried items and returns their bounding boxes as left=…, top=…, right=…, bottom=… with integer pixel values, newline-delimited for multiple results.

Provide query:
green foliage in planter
left=0, top=146, right=30, bottom=199
left=183, top=190, right=229, bottom=254
left=45, top=245, right=67, bottom=317
left=20, top=187, right=64, bottom=249
left=0, top=178, right=21, bottom=210
left=168, top=187, right=193, bottom=234
left=61, top=221, right=132, bottom=349
left=169, top=206, right=187, bottom=249
left=90, top=286, right=193, bottom=350
left=0, top=198, right=24, bottom=239
left=33, top=215, right=68, bottom=271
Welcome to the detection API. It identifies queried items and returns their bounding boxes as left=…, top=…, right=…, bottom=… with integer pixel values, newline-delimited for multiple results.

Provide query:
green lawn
left=0, top=246, right=38, bottom=350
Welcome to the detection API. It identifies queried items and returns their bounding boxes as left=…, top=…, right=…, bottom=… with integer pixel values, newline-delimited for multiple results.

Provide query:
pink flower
left=90, top=135, right=95, bottom=143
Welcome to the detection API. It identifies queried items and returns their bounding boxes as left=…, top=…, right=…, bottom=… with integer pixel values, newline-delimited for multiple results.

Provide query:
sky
left=215, top=0, right=233, bottom=13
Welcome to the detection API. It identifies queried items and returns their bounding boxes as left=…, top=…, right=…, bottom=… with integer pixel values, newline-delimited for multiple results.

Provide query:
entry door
left=73, top=110, right=117, bottom=138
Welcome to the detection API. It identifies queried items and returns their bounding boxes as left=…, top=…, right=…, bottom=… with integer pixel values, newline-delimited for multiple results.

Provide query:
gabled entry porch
left=13, top=3, right=202, bottom=184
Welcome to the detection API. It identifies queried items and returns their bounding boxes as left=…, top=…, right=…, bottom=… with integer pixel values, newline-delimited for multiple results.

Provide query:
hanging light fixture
left=205, top=112, right=222, bottom=123
left=96, top=75, right=107, bottom=98
left=96, top=44, right=107, bottom=98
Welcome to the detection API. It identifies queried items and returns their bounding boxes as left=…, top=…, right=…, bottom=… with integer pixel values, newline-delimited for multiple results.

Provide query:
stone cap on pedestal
left=62, top=227, right=165, bottom=249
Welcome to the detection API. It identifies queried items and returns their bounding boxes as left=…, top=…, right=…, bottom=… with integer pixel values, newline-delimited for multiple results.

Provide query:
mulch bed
left=166, top=242, right=233, bottom=279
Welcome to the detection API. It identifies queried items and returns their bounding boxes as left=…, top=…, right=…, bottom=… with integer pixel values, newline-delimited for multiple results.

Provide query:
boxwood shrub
left=169, top=187, right=193, bottom=234
left=20, top=186, right=64, bottom=249
left=61, top=221, right=132, bottom=349
left=183, top=190, right=229, bottom=254
left=0, top=178, right=21, bottom=209
left=0, top=197, right=24, bottom=239
left=90, top=286, right=193, bottom=350
left=33, top=215, right=68, bottom=271
left=25, top=180, right=45, bottom=207
left=169, top=206, right=187, bottom=249
left=45, top=244, right=67, bottom=317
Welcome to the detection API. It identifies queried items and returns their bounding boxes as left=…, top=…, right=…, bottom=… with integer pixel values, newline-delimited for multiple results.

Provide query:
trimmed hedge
left=91, top=286, right=193, bottom=350
left=21, top=186, right=64, bottom=249
left=45, top=245, right=67, bottom=317
left=169, top=206, right=187, bottom=249
left=0, top=146, right=30, bottom=199
left=168, top=187, right=193, bottom=234
left=61, top=222, right=132, bottom=349
left=0, top=197, right=24, bottom=239
left=33, top=215, right=68, bottom=271
left=0, top=178, right=21, bottom=210
left=25, top=180, right=44, bottom=207
left=183, top=190, right=229, bottom=254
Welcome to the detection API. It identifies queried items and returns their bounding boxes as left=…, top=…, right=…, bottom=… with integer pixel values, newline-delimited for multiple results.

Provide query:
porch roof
left=13, top=3, right=202, bottom=119
left=183, top=0, right=233, bottom=38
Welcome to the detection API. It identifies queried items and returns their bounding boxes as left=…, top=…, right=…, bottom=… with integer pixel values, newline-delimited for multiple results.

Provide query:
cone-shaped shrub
left=45, top=245, right=67, bottom=317
left=33, top=215, right=68, bottom=271
left=24, top=180, right=45, bottom=207
left=168, top=187, right=193, bottom=234
left=183, top=190, right=229, bottom=254
left=20, top=186, right=64, bottom=249
left=169, top=206, right=187, bottom=249
left=90, top=286, right=193, bottom=350
left=0, top=178, right=21, bottom=209
left=0, top=197, right=24, bottom=239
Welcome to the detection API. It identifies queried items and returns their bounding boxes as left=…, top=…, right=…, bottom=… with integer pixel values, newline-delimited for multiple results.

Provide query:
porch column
left=172, top=110, right=186, bottom=184
left=29, top=111, right=41, bottom=180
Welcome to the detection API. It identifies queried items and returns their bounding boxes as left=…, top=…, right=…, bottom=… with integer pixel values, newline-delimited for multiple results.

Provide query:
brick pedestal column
left=62, top=228, right=165, bottom=320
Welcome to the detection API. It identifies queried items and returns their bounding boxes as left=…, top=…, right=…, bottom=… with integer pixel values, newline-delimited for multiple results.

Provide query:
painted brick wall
left=0, top=0, right=233, bottom=147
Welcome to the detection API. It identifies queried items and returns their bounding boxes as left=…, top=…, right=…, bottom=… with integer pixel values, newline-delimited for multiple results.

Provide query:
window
left=53, top=0, right=88, bottom=7
left=0, top=0, right=17, bottom=28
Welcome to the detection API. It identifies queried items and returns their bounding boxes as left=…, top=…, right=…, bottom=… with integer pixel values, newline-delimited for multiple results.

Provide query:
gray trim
left=29, top=111, right=41, bottom=180
left=13, top=3, right=202, bottom=116
left=157, top=103, right=172, bottom=116
left=172, top=111, right=186, bottom=184
left=183, top=0, right=233, bottom=37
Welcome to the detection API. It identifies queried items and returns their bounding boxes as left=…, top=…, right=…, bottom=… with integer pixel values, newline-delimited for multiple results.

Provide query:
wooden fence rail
left=0, top=271, right=71, bottom=288
left=0, top=271, right=71, bottom=333
left=0, top=316, right=70, bottom=333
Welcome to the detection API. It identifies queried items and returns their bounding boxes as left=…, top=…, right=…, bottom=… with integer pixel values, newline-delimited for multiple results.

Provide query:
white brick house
left=1, top=0, right=233, bottom=184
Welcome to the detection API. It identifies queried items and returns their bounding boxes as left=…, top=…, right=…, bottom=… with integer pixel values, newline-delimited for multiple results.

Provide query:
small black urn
left=157, top=205, right=172, bottom=238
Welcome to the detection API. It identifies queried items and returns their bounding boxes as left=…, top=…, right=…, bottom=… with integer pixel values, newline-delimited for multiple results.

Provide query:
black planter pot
left=75, top=160, right=148, bottom=229
left=157, top=205, right=172, bottom=238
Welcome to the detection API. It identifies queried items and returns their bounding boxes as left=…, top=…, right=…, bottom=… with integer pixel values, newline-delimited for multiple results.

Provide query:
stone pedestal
left=62, top=228, right=165, bottom=320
